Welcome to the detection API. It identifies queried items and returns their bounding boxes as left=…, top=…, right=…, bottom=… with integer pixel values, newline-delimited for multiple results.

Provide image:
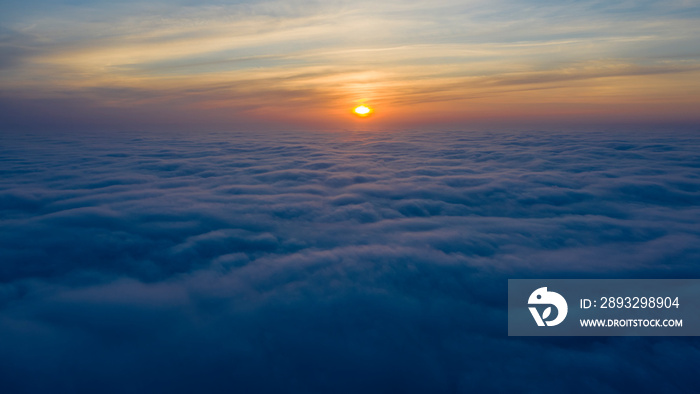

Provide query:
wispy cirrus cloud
left=1, top=0, right=699, bottom=129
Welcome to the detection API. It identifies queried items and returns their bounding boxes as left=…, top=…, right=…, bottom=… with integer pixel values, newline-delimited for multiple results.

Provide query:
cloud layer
left=1, top=129, right=700, bottom=392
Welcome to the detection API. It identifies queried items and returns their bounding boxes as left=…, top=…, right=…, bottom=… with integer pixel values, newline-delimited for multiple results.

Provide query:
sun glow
left=353, top=105, right=372, bottom=117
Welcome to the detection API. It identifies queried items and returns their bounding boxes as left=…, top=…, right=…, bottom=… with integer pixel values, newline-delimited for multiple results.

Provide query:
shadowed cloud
left=1, top=129, right=700, bottom=392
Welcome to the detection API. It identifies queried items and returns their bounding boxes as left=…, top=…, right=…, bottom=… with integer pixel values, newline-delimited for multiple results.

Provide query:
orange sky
left=1, top=0, right=699, bottom=131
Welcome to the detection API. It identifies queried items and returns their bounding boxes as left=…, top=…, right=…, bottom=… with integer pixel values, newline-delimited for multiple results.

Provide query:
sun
left=353, top=105, right=373, bottom=117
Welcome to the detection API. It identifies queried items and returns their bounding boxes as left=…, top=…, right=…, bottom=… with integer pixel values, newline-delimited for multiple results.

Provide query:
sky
left=1, top=0, right=700, bottom=131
